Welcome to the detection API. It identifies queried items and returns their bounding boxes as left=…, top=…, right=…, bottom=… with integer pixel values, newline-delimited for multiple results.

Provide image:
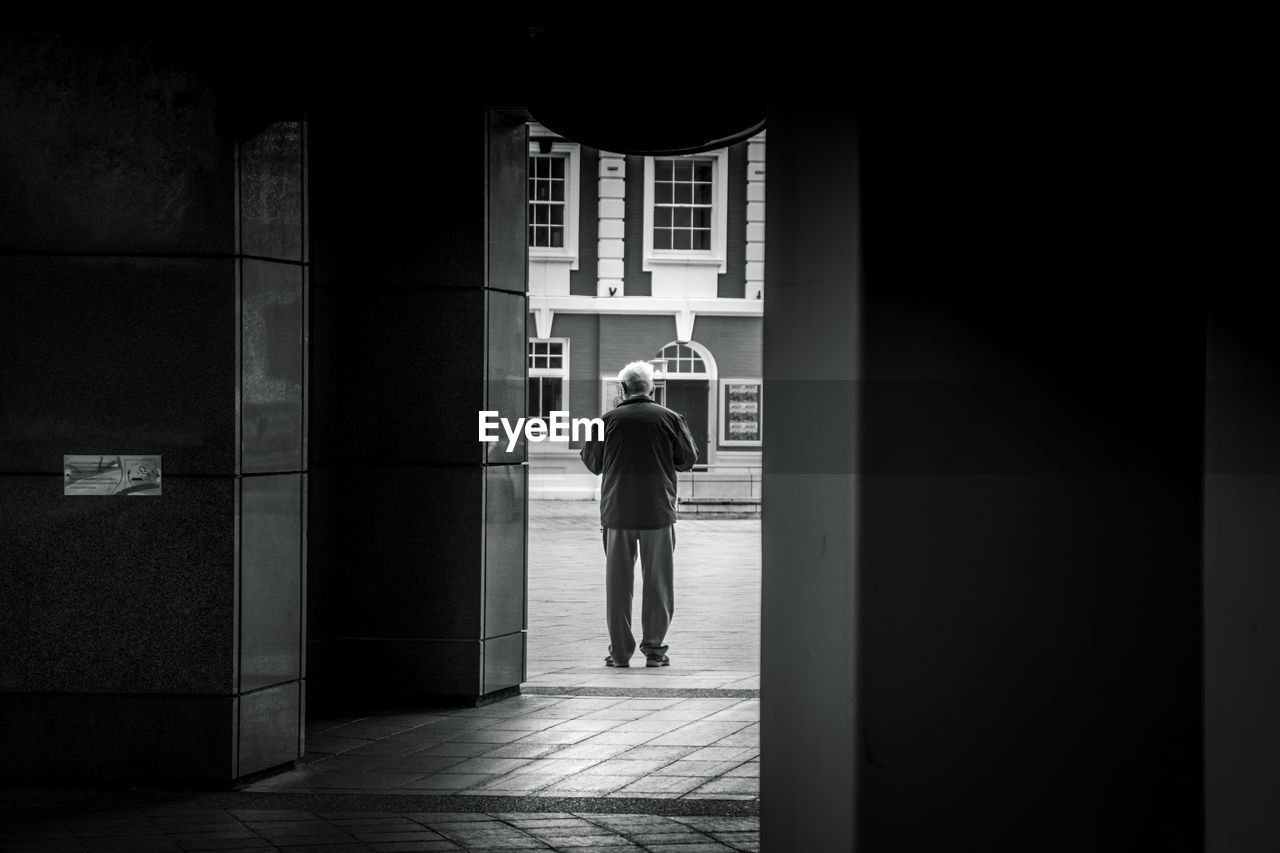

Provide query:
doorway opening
left=523, top=119, right=764, bottom=805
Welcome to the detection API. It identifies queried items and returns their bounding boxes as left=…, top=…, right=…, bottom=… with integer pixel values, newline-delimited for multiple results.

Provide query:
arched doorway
left=654, top=340, right=718, bottom=469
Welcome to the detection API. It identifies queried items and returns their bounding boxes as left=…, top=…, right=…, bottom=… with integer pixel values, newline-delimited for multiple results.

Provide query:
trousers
left=603, top=524, right=676, bottom=662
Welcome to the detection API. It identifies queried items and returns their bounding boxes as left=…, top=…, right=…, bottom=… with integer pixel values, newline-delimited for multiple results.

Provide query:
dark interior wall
left=1204, top=301, right=1280, bottom=853
left=0, top=31, right=307, bottom=781
left=855, top=79, right=1205, bottom=851
left=762, top=54, right=1209, bottom=849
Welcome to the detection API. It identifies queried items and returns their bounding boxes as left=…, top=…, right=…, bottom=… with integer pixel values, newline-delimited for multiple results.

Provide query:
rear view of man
left=581, top=361, right=699, bottom=668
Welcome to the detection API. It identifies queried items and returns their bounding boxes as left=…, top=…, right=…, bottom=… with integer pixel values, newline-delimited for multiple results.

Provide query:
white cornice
left=529, top=295, right=763, bottom=317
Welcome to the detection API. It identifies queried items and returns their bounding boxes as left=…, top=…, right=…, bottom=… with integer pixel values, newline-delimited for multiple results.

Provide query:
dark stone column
left=763, top=71, right=1205, bottom=850
left=307, top=101, right=528, bottom=706
left=0, top=32, right=306, bottom=782
left=1204, top=297, right=1280, bottom=852
left=759, top=102, right=861, bottom=852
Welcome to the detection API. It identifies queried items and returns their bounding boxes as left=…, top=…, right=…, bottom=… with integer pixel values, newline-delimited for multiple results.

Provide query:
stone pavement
left=526, top=501, right=760, bottom=689
left=0, top=501, right=762, bottom=852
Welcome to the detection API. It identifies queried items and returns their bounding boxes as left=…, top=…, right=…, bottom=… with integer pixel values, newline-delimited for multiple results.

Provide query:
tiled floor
left=0, top=501, right=762, bottom=852
left=0, top=809, right=758, bottom=852
left=247, top=695, right=758, bottom=800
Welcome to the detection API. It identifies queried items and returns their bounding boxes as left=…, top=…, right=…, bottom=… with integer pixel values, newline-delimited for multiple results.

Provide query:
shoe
left=645, top=653, right=670, bottom=667
left=605, top=655, right=629, bottom=668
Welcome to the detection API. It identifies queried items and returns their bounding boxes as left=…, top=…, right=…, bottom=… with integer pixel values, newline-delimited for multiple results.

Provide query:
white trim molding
left=746, top=130, right=766, bottom=301
left=528, top=293, right=763, bottom=321
left=598, top=151, right=626, bottom=297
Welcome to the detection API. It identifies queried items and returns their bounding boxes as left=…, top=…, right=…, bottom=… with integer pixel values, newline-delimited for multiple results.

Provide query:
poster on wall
left=64, top=455, right=162, bottom=496
left=723, top=383, right=762, bottom=443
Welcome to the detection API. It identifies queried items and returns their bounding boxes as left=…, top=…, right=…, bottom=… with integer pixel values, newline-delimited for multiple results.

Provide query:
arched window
left=655, top=342, right=708, bottom=377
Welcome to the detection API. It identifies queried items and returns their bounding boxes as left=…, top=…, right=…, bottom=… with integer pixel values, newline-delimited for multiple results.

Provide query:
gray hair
left=618, top=361, right=655, bottom=395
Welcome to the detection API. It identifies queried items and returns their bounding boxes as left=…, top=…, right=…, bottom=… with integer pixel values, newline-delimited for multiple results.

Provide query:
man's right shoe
left=605, top=655, right=629, bottom=668
left=645, top=653, right=670, bottom=667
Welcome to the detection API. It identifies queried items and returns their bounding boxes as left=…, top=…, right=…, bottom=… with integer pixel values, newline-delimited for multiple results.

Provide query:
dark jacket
left=580, top=394, right=699, bottom=529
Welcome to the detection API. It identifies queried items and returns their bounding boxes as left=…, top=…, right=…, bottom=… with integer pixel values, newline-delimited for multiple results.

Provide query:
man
left=581, top=361, right=699, bottom=668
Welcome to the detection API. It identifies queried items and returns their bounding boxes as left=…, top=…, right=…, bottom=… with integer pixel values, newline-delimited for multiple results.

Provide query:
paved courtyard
left=1, top=502, right=763, bottom=852
left=527, top=501, right=761, bottom=689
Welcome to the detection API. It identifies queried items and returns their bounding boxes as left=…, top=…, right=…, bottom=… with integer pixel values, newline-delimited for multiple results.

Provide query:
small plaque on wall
left=64, top=455, right=162, bottom=496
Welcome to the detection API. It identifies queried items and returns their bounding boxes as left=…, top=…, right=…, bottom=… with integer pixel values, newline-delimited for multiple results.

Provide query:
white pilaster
left=598, top=152, right=627, bottom=297
left=746, top=131, right=766, bottom=301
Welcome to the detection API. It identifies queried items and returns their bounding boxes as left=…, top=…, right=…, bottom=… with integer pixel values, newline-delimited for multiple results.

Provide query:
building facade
left=525, top=123, right=765, bottom=498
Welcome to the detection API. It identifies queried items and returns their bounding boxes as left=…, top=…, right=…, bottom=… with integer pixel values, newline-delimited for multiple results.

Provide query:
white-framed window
left=528, top=338, right=569, bottom=419
left=719, top=379, right=762, bottom=447
left=642, top=149, right=729, bottom=272
left=655, top=342, right=709, bottom=377
left=528, top=130, right=580, bottom=269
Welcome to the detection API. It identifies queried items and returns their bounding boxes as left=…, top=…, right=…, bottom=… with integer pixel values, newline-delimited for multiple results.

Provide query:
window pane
left=655, top=207, right=673, bottom=227
left=528, top=224, right=535, bottom=246
left=548, top=343, right=563, bottom=355
left=694, top=161, right=712, bottom=182
left=654, top=229, right=672, bottom=249
left=528, top=378, right=540, bottom=416
left=535, top=342, right=547, bottom=354
left=546, top=377, right=562, bottom=412
left=535, top=181, right=549, bottom=200
left=674, top=208, right=691, bottom=227
left=550, top=206, right=563, bottom=225
left=551, top=180, right=564, bottom=202
left=548, top=356, right=562, bottom=369
left=674, top=230, right=691, bottom=250
left=656, top=159, right=673, bottom=181
left=692, top=229, right=710, bottom=250
left=551, top=157, right=564, bottom=178
left=694, top=183, right=712, bottom=204
left=655, top=183, right=672, bottom=204
left=532, top=205, right=544, bottom=225
left=674, top=183, right=692, bottom=204
left=529, top=157, right=540, bottom=178
left=550, top=227, right=563, bottom=247
left=528, top=178, right=536, bottom=200
left=692, top=208, right=710, bottom=228
left=674, top=160, right=693, bottom=181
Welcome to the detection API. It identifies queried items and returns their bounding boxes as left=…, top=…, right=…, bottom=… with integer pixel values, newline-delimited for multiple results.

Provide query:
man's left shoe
left=605, top=655, right=630, bottom=668
left=645, top=653, right=670, bottom=667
